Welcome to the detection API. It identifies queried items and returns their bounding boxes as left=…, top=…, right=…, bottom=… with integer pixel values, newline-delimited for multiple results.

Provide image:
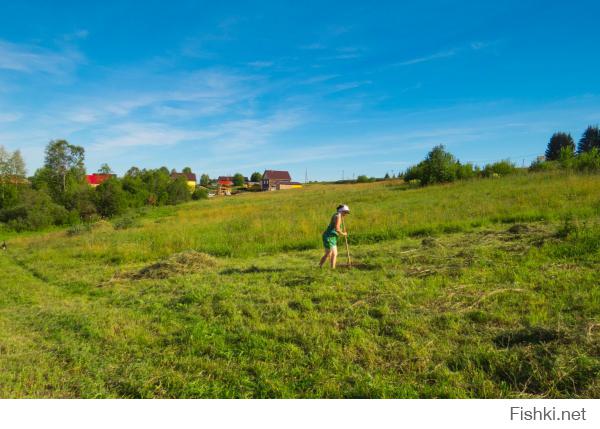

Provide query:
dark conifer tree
left=545, top=132, right=574, bottom=160
left=578, top=125, right=600, bottom=153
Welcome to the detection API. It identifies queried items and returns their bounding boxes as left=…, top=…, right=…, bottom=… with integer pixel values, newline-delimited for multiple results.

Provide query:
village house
left=261, top=170, right=302, bottom=191
left=86, top=173, right=114, bottom=188
left=216, top=176, right=234, bottom=196
left=170, top=171, right=197, bottom=192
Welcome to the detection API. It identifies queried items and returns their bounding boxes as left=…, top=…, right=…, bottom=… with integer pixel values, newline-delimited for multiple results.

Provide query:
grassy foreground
left=0, top=172, right=599, bottom=398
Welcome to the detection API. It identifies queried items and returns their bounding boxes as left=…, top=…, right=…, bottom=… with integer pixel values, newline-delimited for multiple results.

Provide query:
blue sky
left=0, top=1, right=599, bottom=181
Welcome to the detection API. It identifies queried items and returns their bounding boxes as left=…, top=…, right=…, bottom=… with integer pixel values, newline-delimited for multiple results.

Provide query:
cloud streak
left=394, top=40, right=497, bottom=67
left=0, top=39, right=82, bottom=75
left=396, top=49, right=457, bottom=66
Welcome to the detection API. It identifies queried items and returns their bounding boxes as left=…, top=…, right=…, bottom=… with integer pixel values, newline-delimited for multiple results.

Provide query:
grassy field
left=0, top=171, right=599, bottom=398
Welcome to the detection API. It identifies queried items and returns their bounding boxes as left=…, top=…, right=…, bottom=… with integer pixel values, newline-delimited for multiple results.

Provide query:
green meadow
left=0, top=171, right=599, bottom=398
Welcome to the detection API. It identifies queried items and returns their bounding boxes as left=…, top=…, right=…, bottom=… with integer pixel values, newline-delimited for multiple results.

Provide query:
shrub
left=529, top=159, right=559, bottom=172
left=166, top=176, right=191, bottom=205
left=67, top=223, right=92, bottom=236
left=403, top=164, right=425, bottom=183
left=113, top=215, right=140, bottom=230
left=0, top=184, right=19, bottom=210
left=192, top=188, right=209, bottom=200
left=482, top=160, right=517, bottom=177
left=0, top=188, right=70, bottom=231
left=456, top=163, right=477, bottom=180
left=572, top=148, right=600, bottom=172
left=95, top=178, right=127, bottom=217
left=67, top=185, right=98, bottom=220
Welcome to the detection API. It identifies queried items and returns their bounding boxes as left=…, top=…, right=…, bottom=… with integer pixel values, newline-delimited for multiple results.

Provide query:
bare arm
left=335, top=214, right=346, bottom=236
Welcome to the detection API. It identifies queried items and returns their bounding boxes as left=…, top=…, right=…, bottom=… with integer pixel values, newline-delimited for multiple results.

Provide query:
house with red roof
left=86, top=174, right=114, bottom=187
left=217, top=176, right=234, bottom=187
left=216, top=176, right=235, bottom=196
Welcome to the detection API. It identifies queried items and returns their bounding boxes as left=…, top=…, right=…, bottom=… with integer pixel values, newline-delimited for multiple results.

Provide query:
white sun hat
left=338, top=204, right=350, bottom=213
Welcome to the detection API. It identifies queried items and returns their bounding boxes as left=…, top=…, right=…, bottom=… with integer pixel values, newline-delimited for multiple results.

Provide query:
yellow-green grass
left=0, top=171, right=599, bottom=398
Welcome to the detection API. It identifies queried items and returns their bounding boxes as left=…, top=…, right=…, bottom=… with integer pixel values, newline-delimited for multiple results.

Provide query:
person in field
left=319, top=204, right=350, bottom=269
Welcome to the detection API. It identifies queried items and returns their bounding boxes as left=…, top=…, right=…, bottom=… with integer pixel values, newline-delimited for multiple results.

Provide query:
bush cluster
left=404, top=145, right=491, bottom=186
left=0, top=141, right=199, bottom=232
left=530, top=148, right=600, bottom=173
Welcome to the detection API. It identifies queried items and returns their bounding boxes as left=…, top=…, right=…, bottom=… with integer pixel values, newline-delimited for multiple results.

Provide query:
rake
left=342, top=222, right=352, bottom=268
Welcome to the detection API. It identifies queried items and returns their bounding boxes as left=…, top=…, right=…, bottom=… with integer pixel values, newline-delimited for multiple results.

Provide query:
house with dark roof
left=262, top=170, right=294, bottom=191
left=170, top=171, right=197, bottom=192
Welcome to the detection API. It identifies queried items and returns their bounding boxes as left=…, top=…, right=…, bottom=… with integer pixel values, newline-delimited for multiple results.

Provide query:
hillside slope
left=1, top=172, right=599, bottom=398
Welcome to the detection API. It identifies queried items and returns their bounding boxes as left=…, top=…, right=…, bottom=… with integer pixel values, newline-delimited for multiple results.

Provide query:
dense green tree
left=182, top=166, right=193, bottom=175
left=94, top=178, right=127, bottom=217
left=384, top=172, right=390, bottom=179
left=404, top=146, right=466, bottom=185
left=421, top=145, right=460, bottom=185
left=250, top=171, right=262, bottom=182
left=545, top=132, right=575, bottom=161
left=166, top=176, right=191, bottom=205
left=0, top=146, right=27, bottom=209
left=43, top=140, right=86, bottom=201
left=233, top=173, right=245, bottom=187
left=200, top=174, right=210, bottom=187
left=125, top=166, right=141, bottom=178
left=356, top=175, right=370, bottom=183
left=98, top=163, right=113, bottom=174
left=577, top=125, right=600, bottom=153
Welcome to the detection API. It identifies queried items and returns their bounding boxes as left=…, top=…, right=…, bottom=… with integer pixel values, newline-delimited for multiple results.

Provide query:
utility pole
left=342, top=170, right=345, bottom=181
left=305, top=168, right=308, bottom=184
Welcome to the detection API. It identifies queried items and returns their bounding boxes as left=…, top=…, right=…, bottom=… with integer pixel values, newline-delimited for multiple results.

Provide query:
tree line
left=403, top=125, right=600, bottom=186
left=533, top=125, right=600, bottom=171
left=0, top=140, right=206, bottom=232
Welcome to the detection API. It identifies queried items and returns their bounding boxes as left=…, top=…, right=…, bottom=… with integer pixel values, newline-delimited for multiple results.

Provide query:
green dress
left=322, top=213, right=344, bottom=249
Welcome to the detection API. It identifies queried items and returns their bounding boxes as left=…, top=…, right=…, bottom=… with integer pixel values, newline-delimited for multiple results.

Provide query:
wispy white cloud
left=396, top=48, right=457, bottom=66
left=89, top=110, right=303, bottom=152
left=0, top=39, right=82, bottom=75
left=90, top=122, right=218, bottom=150
left=331, top=80, right=371, bottom=92
left=0, top=112, right=21, bottom=123
left=60, top=29, right=89, bottom=42
left=299, top=42, right=326, bottom=50
left=322, top=46, right=365, bottom=61
left=394, top=40, right=497, bottom=67
left=56, top=69, right=260, bottom=122
left=470, top=41, right=488, bottom=50
left=328, top=25, right=352, bottom=36
left=247, top=61, right=273, bottom=68
left=300, top=74, right=339, bottom=84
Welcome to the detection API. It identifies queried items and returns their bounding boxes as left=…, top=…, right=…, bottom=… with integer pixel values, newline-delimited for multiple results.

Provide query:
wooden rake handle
left=343, top=224, right=351, bottom=266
